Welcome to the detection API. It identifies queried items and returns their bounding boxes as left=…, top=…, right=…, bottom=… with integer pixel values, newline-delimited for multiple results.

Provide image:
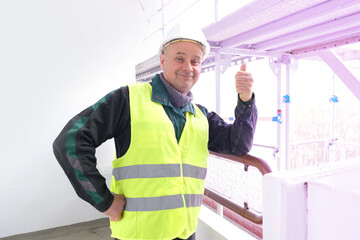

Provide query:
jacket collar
left=150, top=74, right=196, bottom=115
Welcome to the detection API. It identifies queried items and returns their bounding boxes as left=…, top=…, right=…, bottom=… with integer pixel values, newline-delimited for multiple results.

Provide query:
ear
left=160, top=53, right=165, bottom=71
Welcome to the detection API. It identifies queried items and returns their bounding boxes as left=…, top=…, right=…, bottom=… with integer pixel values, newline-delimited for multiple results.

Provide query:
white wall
left=263, top=158, right=360, bottom=240
left=307, top=166, right=360, bottom=240
left=0, top=1, right=148, bottom=237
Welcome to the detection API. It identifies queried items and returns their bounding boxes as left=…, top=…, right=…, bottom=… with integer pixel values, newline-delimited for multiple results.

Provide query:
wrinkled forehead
left=163, top=41, right=204, bottom=58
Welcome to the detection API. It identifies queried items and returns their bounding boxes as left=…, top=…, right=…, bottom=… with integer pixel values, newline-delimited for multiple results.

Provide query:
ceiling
left=136, top=0, right=360, bottom=81
left=203, top=0, right=360, bottom=57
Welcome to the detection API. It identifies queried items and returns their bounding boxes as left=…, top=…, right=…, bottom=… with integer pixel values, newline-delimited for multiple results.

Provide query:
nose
left=182, top=60, right=193, bottom=72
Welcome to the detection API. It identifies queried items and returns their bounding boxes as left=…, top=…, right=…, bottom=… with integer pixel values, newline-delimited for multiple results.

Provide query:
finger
left=240, top=63, right=246, bottom=72
left=110, top=213, right=122, bottom=222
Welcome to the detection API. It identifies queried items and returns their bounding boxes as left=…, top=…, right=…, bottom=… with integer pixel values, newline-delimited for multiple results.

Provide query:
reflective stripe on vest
left=112, top=163, right=207, bottom=180
left=124, top=194, right=203, bottom=212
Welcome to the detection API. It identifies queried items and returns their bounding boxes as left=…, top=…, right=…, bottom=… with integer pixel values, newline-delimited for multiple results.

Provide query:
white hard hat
left=159, top=24, right=210, bottom=61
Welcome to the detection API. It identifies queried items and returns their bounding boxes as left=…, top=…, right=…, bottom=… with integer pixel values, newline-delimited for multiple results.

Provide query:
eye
left=191, top=59, right=201, bottom=66
left=175, top=56, right=183, bottom=62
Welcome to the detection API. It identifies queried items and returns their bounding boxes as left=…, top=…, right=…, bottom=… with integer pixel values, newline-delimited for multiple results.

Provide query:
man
left=53, top=27, right=257, bottom=240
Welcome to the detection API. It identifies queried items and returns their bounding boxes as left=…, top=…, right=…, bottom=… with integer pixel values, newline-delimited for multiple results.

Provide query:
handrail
left=209, top=151, right=272, bottom=175
left=203, top=151, right=272, bottom=225
left=204, top=188, right=263, bottom=224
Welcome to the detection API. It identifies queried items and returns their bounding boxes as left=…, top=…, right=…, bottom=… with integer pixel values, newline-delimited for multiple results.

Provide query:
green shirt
left=150, top=74, right=204, bottom=142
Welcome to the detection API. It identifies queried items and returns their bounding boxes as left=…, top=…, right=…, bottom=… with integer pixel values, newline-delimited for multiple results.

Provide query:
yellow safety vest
left=110, top=83, right=209, bottom=240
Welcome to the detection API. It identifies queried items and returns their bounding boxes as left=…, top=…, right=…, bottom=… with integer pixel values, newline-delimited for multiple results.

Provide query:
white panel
left=308, top=165, right=360, bottom=240
left=263, top=159, right=360, bottom=240
left=263, top=172, right=308, bottom=240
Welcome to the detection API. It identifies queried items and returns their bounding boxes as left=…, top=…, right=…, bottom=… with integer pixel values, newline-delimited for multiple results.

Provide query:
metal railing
left=203, top=151, right=272, bottom=227
left=290, top=138, right=360, bottom=168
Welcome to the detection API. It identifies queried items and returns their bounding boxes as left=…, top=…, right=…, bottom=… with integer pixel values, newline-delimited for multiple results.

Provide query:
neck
left=159, top=73, right=193, bottom=108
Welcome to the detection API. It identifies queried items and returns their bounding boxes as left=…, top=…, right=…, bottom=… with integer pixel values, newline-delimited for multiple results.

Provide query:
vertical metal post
left=330, top=73, right=336, bottom=162
left=285, top=60, right=290, bottom=169
left=331, top=73, right=336, bottom=139
left=276, top=60, right=282, bottom=171
left=269, top=57, right=285, bottom=171
left=215, top=51, right=221, bottom=115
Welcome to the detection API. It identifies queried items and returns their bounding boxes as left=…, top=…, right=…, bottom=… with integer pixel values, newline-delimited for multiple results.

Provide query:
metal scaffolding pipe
left=318, top=49, right=360, bottom=102
left=277, top=60, right=282, bottom=171
left=215, top=51, right=221, bottom=115
left=285, top=61, right=291, bottom=169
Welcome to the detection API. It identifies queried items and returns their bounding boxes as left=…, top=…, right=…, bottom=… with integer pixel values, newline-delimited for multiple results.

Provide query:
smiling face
left=160, top=41, right=203, bottom=94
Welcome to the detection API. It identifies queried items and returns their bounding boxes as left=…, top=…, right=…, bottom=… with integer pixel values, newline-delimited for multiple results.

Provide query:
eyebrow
left=175, top=51, right=185, bottom=56
left=175, top=51, right=201, bottom=60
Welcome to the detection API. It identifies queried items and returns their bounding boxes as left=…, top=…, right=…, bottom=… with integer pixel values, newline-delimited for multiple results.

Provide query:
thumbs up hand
left=235, top=63, right=253, bottom=102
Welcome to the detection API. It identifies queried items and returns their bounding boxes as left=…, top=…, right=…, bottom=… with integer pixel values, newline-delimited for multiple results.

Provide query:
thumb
left=240, top=63, right=246, bottom=72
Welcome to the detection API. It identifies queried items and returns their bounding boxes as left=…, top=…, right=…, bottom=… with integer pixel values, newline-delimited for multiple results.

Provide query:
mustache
left=176, top=71, right=194, bottom=77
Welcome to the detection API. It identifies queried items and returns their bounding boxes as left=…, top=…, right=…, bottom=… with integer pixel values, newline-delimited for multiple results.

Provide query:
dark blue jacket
left=53, top=74, right=258, bottom=212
